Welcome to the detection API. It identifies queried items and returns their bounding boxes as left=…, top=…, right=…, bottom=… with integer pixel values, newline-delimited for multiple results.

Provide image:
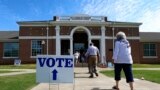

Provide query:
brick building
left=0, top=14, right=160, bottom=65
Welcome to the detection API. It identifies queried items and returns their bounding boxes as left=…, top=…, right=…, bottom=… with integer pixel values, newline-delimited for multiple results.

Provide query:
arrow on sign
left=52, top=69, right=58, bottom=80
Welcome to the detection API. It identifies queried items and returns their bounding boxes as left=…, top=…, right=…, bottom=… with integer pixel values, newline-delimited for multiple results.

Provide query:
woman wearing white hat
left=112, top=31, right=134, bottom=90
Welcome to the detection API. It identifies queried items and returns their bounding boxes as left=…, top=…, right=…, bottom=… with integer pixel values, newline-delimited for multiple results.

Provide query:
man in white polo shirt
left=85, top=42, right=100, bottom=78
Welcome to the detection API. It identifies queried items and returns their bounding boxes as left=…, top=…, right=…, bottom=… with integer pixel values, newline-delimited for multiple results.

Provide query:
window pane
left=144, top=44, right=149, bottom=49
left=143, top=43, right=157, bottom=56
left=32, top=40, right=42, bottom=56
left=3, top=43, right=19, bottom=57
left=150, top=44, right=155, bottom=49
left=150, top=50, right=156, bottom=56
left=144, top=50, right=149, bottom=56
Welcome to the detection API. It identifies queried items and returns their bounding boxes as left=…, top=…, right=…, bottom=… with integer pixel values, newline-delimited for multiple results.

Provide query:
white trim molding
left=19, top=36, right=56, bottom=39
left=105, top=36, right=140, bottom=40
left=70, top=26, right=91, bottom=37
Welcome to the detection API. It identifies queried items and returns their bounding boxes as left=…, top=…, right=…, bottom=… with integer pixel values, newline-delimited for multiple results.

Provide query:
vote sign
left=36, top=55, right=74, bottom=83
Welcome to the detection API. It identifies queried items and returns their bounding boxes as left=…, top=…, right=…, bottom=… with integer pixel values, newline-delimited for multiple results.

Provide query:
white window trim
left=31, top=40, right=43, bottom=57
left=30, top=56, right=37, bottom=58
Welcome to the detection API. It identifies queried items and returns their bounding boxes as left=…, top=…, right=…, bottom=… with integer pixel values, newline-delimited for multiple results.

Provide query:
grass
left=0, top=73, right=37, bottom=90
left=0, top=64, right=160, bottom=69
left=0, top=64, right=36, bottom=69
left=133, top=64, right=160, bottom=68
left=100, top=70, right=160, bottom=84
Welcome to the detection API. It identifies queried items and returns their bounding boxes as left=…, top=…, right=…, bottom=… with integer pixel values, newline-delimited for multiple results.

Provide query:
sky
left=0, top=0, right=160, bottom=32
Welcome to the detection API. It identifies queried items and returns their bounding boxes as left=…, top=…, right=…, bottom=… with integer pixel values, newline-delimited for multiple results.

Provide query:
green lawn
left=0, top=73, right=37, bottom=90
left=100, top=70, right=160, bottom=84
left=0, top=64, right=36, bottom=69
left=133, top=64, right=160, bottom=68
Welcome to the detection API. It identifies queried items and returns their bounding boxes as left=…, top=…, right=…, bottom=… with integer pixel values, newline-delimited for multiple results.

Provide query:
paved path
left=0, top=69, right=35, bottom=76
left=31, top=67, right=160, bottom=90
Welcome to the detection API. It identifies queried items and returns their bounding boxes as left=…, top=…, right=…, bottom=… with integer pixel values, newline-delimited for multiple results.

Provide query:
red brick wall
left=105, top=39, right=140, bottom=63
left=105, top=40, right=113, bottom=61
left=19, top=39, right=56, bottom=64
left=19, top=39, right=34, bottom=63
left=60, top=26, right=75, bottom=35
left=20, top=26, right=56, bottom=36
left=19, top=26, right=56, bottom=64
left=48, top=39, right=56, bottom=55
left=86, top=26, right=101, bottom=35
left=129, top=40, right=140, bottom=63
left=105, top=27, right=139, bottom=36
left=60, top=26, right=101, bottom=35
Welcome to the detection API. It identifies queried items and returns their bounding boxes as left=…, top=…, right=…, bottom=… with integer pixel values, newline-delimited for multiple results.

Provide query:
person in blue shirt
left=112, top=31, right=134, bottom=90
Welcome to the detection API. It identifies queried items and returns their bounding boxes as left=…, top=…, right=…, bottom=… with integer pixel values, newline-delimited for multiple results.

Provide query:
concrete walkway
left=0, top=69, right=35, bottom=76
left=31, top=67, right=160, bottom=90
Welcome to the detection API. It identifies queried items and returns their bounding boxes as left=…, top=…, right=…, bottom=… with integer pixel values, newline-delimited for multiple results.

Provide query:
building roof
left=17, top=20, right=142, bottom=27
left=140, top=32, right=160, bottom=42
left=17, top=15, right=142, bottom=27
left=0, top=31, right=19, bottom=42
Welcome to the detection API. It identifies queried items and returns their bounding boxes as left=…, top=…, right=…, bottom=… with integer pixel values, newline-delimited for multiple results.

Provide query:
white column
left=100, top=26, right=106, bottom=64
left=70, top=38, right=73, bottom=55
left=55, top=25, right=60, bottom=55
left=88, top=36, right=91, bottom=46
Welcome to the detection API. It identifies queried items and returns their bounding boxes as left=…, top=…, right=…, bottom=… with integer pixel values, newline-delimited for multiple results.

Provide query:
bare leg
left=116, top=80, right=119, bottom=88
left=129, top=82, right=134, bottom=90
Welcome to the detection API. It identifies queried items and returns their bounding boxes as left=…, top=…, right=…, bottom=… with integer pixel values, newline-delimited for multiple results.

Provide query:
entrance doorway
left=73, top=31, right=88, bottom=53
left=73, top=31, right=88, bottom=64
left=61, top=40, right=70, bottom=55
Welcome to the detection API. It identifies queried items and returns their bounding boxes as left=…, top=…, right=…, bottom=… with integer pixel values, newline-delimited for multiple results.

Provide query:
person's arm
left=85, top=49, right=89, bottom=57
left=112, top=41, right=120, bottom=61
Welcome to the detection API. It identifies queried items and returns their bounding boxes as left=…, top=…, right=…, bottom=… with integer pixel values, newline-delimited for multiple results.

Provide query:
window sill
left=30, top=56, right=37, bottom=58
left=143, top=56, right=158, bottom=58
left=3, top=57, right=18, bottom=59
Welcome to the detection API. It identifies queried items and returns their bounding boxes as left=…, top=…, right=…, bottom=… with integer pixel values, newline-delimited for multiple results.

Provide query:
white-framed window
left=143, top=43, right=157, bottom=56
left=3, top=43, right=19, bottom=57
left=31, top=40, right=43, bottom=56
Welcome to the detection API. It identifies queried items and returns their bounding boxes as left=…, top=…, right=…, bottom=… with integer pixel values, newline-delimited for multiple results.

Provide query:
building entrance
left=73, top=31, right=88, bottom=53
left=73, top=31, right=88, bottom=63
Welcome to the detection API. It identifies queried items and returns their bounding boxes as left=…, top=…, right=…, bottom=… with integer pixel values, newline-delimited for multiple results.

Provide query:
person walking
left=85, top=42, right=100, bottom=78
left=74, top=51, right=80, bottom=64
left=112, top=31, right=134, bottom=90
